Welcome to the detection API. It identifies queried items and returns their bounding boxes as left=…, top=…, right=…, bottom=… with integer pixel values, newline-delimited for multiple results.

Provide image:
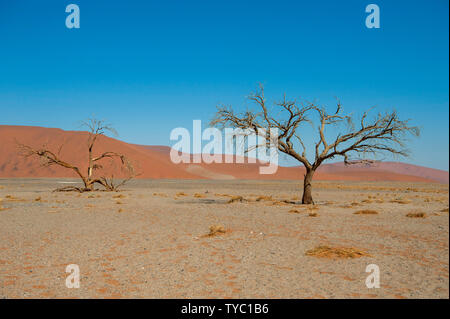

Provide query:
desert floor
left=0, top=178, right=448, bottom=299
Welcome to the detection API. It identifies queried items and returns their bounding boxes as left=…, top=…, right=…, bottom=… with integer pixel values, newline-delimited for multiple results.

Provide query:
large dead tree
left=211, top=85, right=420, bottom=204
left=17, top=119, right=136, bottom=192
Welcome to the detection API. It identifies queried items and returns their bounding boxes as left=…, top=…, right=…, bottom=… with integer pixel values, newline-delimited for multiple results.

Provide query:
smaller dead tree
left=212, top=84, right=420, bottom=204
left=17, top=119, right=136, bottom=192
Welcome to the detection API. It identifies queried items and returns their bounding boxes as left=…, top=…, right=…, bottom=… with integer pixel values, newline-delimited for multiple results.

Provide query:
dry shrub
left=440, top=208, right=449, bottom=213
left=289, top=209, right=303, bottom=214
left=193, top=193, right=205, bottom=198
left=406, top=212, right=426, bottom=218
left=115, top=200, right=123, bottom=205
left=228, top=196, right=246, bottom=203
left=88, top=194, right=96, bottom=198
left=305, top=245, right=370, bottom=259
left=34, top=196, right=42, bottom=202
left=118, top=208, right=123, bottom=213
left=113, top=194, right=126, bottom=198
left=203, top=225, right=227, bottom=237
left=354, top=209, right=379, bottom=215
left=308, top=212, right=318, bottom=217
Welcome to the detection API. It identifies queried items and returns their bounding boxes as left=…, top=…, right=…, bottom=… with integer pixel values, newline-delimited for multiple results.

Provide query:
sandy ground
left=0, top=178, right=448, bottom=299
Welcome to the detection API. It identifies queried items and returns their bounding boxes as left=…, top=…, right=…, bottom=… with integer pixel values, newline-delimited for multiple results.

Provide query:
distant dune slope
left=0, top=125, right=447, bottom=183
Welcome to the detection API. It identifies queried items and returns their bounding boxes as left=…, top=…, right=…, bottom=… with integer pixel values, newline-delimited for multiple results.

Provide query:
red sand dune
left=0, top=125, right=447, bottom=183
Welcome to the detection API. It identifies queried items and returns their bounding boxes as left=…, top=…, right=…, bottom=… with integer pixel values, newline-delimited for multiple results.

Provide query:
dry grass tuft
left=342, top=202, right=360, bottom=208
left=176, top=192, right=188, bottom=197
left=354, top=209, right=379, bottom=215
left=118, top=208, right=124, bottom=213
left=289, top=209, right=303, bottom=214
left=153, top=192, right=168, bottom=197
left=214, top=193, right=232, bottom=197
left=34, top=196, right=42, bottom=202
left=227, top=196, right=246, bottom=203
left=406, top=212, right=426, bottom=218
left=203, top=225, right=228, bottom=237
left=440, top=207, right=449, bottom=213
left=390, top=198, right=412, bottom=204
left=4, top=195, right=25, bottom=202
left=256, top=195, right=273, bottom=202
left=305, top=245, right=370, bottom=259
left=308, top=212, right=318, bottom=217
left=115, top=200, right=123, bottom=205
left=112, top=194, right=126, bottom=199
left=193, top=193, right=205, bottom=198
left=269, top=200, right=290, bottom=206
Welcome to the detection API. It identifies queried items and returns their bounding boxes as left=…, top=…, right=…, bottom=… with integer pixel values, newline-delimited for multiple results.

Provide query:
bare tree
left=211, top=85, right=420, bottom=204
left=17, top=119, right=136, bottom=192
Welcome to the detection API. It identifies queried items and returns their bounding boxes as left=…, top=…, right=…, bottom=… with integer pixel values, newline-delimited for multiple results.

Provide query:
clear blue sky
left=0, top=0, right=448, bottom=170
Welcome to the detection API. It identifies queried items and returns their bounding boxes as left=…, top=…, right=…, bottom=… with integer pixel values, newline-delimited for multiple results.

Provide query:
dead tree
left=211, top=84, right=420, bottom=204
left=17, top=119, right=136, bottom=192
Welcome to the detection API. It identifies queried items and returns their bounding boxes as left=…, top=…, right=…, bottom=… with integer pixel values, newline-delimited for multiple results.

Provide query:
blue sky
left=0, top=0, right=448, bottom=170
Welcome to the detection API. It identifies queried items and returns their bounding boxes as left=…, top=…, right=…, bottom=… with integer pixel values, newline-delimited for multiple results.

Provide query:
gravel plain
left=0, top=178, right=448, bottom=299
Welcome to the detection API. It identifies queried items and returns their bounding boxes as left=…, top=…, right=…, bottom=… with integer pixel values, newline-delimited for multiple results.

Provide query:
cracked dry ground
left=0, top=179, right=448, bottom=298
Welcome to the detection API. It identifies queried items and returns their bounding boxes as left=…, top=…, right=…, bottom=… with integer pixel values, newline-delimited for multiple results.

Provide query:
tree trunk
left=302, top=169, right=315, bottom=204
